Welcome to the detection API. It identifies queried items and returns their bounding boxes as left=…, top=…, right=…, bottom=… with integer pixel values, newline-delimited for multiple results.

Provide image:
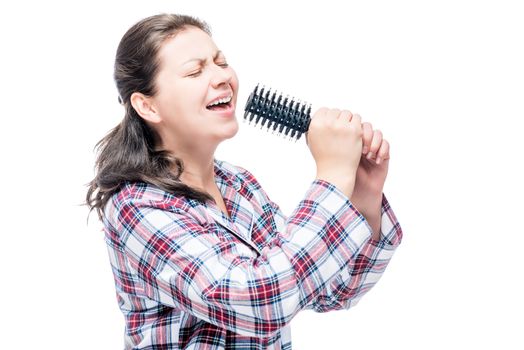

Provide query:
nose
left=210, top=63, right=232, bottom=88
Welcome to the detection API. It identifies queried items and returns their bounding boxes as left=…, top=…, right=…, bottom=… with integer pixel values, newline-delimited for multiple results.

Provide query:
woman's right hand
left=305, top=108, right=363, bottom=199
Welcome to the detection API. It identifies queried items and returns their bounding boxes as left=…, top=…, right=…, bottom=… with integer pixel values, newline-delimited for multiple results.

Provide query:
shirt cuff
left=369, top=194, right=403, bottom=249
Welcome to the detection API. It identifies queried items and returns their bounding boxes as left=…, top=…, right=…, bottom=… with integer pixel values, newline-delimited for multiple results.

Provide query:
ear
left=130, top=92, right=162, bottom=124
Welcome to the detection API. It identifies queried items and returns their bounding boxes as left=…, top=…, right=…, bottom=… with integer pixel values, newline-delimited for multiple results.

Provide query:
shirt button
left=233, top=182, right=241, bottom=191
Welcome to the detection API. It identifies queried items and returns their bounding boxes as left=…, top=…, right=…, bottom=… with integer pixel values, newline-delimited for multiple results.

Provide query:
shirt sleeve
left=269, top=182, right=403, bottom=313
left=106, top=180, right=373, bottom=338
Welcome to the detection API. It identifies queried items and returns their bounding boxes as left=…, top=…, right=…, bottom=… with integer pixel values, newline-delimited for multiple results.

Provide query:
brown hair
left=86, top=14, right=214, bottom=220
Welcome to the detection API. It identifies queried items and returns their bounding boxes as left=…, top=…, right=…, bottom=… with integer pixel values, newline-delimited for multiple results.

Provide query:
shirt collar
left=214, top=158, right=242, bottom=192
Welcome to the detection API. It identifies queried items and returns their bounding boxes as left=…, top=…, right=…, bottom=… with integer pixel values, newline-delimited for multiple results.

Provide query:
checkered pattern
left=103, top=159, right=402, bottom=349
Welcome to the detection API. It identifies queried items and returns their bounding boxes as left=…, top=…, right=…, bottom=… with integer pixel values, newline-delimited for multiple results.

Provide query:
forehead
left=158, top=27, right=218, bottom=65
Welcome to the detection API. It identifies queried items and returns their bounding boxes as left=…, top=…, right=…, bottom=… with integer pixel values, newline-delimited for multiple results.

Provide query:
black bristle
left=243, top=85, right=312, bottom=141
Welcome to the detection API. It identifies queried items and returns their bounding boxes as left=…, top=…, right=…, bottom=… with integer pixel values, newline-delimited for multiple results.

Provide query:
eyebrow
left=182, top=50, right=224, bottom=66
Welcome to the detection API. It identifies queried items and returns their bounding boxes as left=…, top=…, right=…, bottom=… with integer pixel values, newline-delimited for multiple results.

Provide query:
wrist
left=353, top=196, right=382, bottom=216
left=315, top=172, right=356, bottom=199
left=356, top=203, right=382, bottom=240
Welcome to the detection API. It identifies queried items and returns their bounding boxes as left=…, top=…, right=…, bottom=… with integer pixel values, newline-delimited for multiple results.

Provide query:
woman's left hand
left=350, top=118, right=390, bottom=234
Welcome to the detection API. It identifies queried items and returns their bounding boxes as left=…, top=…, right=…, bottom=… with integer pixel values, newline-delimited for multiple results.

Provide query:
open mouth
left=206, top=95, right=233, bottom=111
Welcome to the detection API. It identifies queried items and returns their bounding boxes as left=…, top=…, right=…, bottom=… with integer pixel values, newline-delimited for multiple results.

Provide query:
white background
left=1, top=0, right=522, bottom=348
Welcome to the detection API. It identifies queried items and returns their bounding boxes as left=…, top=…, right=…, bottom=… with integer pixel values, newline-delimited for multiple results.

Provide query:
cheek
left=183, top=80, right=209, bottom=108
left=167, top=83, right=202, bottom=113
left=230, top=69, right=239, bottom=90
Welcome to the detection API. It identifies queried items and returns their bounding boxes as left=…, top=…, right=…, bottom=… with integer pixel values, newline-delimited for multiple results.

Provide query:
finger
left=350, top=113, right=363, bottom=137
left=311, top=107, right=329, bottom=120
left=307, top=108, right=328, bottom=145
left=366, top=129, right=383, bottom=160
left=361, top=122, right=373, bottom=154
left=350, top=113, right=362, bottom=126
left=326, top=108, right=341, bottom=122
left=375, top=139, right=390, bottom=165
left=339, top=109, right=353, bottom=123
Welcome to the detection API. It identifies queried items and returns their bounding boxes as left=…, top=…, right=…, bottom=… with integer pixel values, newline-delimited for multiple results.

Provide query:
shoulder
left=103, top=181, right=191, bottom=227
left=113, top=182, right=188, bottom=208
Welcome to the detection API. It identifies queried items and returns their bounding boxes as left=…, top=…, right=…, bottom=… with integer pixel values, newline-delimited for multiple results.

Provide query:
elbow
left=232, top=297, right=301, bottom=338
left=251, top=320, right=286, bottom=339
left=202, top=270, right=302, bottom=338
left=236, top=315, right=291, bottom=339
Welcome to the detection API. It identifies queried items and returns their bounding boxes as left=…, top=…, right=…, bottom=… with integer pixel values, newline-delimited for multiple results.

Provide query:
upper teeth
left=208, top=96, right=232, bottom=107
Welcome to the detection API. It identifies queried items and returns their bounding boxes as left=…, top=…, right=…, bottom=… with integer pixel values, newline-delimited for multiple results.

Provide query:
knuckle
left=313, top=107, right=327, bottom=118
left=341, top=109, right=353, bottom=117
left=329, top=108, right=341, bottom=117
left=351, top=125, right=363, bottom=137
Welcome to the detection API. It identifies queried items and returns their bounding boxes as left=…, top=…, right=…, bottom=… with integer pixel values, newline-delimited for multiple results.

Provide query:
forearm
left=362, top=201, right=382, bottom=241
left=308, top=192, right=403, bottom=312
left=351, top=193, right=383, bottom=241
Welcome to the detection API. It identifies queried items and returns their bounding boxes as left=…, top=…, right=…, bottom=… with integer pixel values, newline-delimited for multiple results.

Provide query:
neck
left=172, top=148, right=218, bottom=192
left=158, top=130, right=221, bottom=192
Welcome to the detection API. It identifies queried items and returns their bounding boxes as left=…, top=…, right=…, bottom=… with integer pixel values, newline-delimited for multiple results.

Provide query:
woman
left=86, top=13, right=402, bottom=349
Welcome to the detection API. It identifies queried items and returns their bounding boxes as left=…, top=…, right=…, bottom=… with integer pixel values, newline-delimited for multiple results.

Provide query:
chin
left=223, top=118, right=240, bottom=139
left=215, top=117, right=239, bottom=141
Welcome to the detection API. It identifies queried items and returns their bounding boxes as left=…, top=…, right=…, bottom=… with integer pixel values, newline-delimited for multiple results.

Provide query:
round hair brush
left=243, top=85, right=312, bottom=141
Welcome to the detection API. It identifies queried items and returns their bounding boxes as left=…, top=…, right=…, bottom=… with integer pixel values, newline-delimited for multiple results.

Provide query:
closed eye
left=187, top=70, right=202, bottom=77
left=185, top=58, right=228, bottom=77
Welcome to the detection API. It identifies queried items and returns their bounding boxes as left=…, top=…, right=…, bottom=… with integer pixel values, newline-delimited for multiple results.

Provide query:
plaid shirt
left=103, top=158, right=402, bottom=349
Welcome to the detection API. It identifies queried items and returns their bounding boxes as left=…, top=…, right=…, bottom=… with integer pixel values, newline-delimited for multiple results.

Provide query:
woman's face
left=151, top=26, right=239, bottom=151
